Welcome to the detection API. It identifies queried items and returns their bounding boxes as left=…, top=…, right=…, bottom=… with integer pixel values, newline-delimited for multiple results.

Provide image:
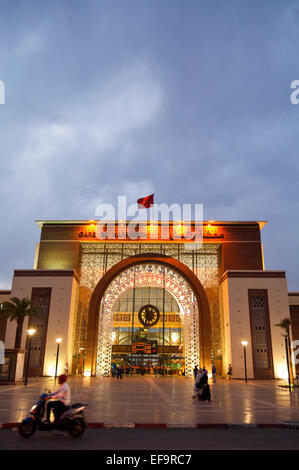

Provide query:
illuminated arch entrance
left=97, top=264, right=200, bottom=376
left=85, top=254, right=211, bottom=377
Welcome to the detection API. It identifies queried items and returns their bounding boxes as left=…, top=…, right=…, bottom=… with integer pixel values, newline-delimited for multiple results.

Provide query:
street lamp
left=25, top=329, right=36, bottom=386
left=55, top=338, right=62, bottom=382
left=241, top=341, right=248, bottom=383
left=79, top=347, right=86, bottom=375
left=283, top=334, right=292, bottom=389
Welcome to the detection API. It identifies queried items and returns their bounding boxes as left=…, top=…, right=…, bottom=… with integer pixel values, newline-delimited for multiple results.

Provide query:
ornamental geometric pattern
left=96, top=263, right=200, bottom=377
left=73, top=241, right=222, bottom=374
left=80, top=242, right=220, bottom=290
left=29, top=289, right=51, bottom=368
left=249, top=293, right=272, bottom=370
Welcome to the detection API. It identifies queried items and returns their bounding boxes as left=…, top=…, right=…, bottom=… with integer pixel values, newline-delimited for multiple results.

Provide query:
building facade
left=0, top=220, right=295, bottom=379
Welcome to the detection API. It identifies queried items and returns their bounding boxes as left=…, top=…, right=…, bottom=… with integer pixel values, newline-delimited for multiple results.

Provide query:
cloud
left=0, top=60, right=161, bottom=204
left=77, top=63, right=162, bottom=152
left=0, top=0, right=299, bottom=290
left=0, top=59, right=161, bottom=282
left=13, top=30, right=46, bottom=59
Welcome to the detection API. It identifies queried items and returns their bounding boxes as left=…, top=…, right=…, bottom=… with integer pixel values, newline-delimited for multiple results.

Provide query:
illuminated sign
left=78, top=224, right=224, bottom=240
left=132, top=341, right=158, bottom=354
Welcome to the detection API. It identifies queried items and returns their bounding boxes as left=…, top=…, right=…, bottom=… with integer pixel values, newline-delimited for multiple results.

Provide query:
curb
left=86, top=423, right=104, bottom=429
left=1, top=422, right=298, bottom=429
left=197, top=423, right=228, bottom=428
left=2, top=423, right=19, bottom=429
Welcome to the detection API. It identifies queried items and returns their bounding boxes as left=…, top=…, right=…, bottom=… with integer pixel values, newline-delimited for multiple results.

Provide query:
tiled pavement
left=1, top=376, right=299, bottom=425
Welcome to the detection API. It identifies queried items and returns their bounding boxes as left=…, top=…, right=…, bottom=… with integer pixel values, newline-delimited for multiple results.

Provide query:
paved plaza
left=1, top=376, right=299, bottom=426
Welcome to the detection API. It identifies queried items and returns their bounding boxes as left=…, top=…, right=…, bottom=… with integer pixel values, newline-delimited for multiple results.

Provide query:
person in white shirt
left=46, top=374, right=71, bottom=422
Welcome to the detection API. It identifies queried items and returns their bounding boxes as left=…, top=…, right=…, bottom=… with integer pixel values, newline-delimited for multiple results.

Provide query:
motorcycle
left=19, top=393, right=88, bottom=438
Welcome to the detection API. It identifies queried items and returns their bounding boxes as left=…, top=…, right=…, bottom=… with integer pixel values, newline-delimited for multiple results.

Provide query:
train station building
left=0, top=219, right=297, bottom=380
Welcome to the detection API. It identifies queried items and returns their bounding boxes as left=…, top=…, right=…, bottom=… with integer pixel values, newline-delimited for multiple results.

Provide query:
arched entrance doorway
left=111, top=286, right=184, bottom=376
left=85, top=254, right=211, bottom=376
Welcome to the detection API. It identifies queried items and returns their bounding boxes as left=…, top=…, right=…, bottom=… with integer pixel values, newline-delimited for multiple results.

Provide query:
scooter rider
left=46, top=374, right=71, bottom=423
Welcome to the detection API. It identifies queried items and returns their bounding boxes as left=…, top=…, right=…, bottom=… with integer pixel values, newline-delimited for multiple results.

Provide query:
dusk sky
left=0, top=1, right=299, bottom=289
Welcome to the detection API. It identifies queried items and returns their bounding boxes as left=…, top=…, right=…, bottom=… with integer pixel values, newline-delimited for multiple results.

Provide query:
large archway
left=85, top=254, right=212, bottom=376
left=96, top=264, right=199, bottom=376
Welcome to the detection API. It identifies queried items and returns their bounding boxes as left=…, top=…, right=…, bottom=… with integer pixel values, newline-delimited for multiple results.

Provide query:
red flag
left=137, top=194, right=154, bottom=209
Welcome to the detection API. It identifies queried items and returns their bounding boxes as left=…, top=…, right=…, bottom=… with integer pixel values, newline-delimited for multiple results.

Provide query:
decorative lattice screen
left=73, top=242, right=221, bottom=376
left=248, top=291, right=272, bottom=370
left=96, top=264, right=199, bottom=377
left=29, top=288, right=51, bottom=371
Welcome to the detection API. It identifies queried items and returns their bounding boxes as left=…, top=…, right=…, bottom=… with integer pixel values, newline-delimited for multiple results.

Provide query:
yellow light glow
left=27, top=329, right=36, bottom=336
left=171, top=332, right=180, bottom=344
left=173, top=222, right=183, bottom=238
left=205, top=223, right=218, bottom=237
left=56, top=338, right=63, bottom=344
left=84, top=371, right=91, bottom=377
left=241, top=341, right=248, bottom=346
left=172, top=221, right=193, bottom=239
left=148, top=224, right=159, bottom=238
left=47, top=366, right=56, bottom=377
left=276, top=363, right=289, bottom=380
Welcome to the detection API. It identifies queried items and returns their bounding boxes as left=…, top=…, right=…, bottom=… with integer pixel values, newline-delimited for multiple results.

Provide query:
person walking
left=227, top=364, right=232, bottom=380
left=116, top=365, right=123, bottom=380
left=192, top=368, right=203, bottom=399
left=198, top=369, right=211, bottom=401
left=212, top=363, right=216, bottom=383
left=193, top=365, right=198, bottom=380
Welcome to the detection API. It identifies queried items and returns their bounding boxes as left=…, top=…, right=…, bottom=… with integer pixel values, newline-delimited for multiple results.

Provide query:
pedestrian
left=198, top=369, right=211, bottom=402
left=202, top=365, right=208, bottom=375
left=212, top=363, right=216, bottom=383
left=116, top=365, right=123, bottom=380
left=193, top=365, right=198, bottom=380
left=227, top=363, right=232, bottom=380
left=192, top=368, right=203, bottom=399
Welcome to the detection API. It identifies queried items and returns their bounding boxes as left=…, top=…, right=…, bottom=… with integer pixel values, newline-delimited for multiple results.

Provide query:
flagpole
left=130, top=266, right=136, bottom=376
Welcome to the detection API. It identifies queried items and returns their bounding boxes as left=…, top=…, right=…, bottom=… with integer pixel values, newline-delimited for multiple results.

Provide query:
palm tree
left=276, top=317, right=293, bottom=385
left=275, top=318, right=291, bottom=336
left=0, top=297, right=43, bottom=349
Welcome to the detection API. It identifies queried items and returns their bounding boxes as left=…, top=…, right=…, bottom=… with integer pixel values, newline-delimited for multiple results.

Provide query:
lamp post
left=25, top=329, right=36, bottom=386
left=283, top=334, right=292, bottom=389
left=55, top=338, right=62, bottom=382
left=79, top=347, right=86, bottom=375
left=241, top=341, right=248, bottom=383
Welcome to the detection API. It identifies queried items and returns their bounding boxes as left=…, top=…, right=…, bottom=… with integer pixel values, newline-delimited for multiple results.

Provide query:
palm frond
left=275, top=317, right=291, bottom=334
left=0, top=297, right=43, bottom=322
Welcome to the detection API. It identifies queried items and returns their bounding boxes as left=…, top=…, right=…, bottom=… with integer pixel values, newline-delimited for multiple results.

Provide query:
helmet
left=58, top=374, right=67, bottom=383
